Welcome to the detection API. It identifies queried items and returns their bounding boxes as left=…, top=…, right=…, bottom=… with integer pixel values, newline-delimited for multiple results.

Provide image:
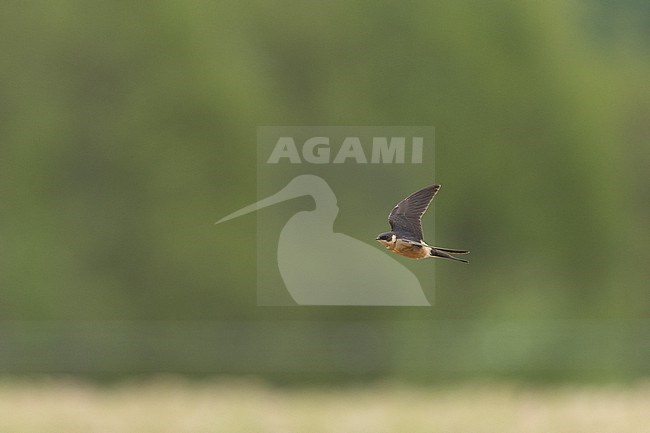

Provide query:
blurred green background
left=1, top=0, right=648, bottom=383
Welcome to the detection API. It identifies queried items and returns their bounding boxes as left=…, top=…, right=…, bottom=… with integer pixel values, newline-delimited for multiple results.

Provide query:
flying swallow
left=376, top=184, right=469, bottom=263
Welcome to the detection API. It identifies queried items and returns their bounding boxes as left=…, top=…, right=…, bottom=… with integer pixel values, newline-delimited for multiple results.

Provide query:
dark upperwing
left=388, top=184, right=440, bottom=242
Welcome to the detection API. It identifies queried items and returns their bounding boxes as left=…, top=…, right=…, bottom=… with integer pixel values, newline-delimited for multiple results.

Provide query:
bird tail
left=434, top=247, right=470, bottom=254
left=430, top=248, right=469, bottom=263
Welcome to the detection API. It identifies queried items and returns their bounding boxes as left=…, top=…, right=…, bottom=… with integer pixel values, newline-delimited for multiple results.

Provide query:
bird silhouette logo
left=216, top=175, right=431, bottom=305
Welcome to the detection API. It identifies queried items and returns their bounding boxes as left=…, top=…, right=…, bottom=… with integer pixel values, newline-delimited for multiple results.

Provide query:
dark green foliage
left=0, top=0, right=648, bottom=381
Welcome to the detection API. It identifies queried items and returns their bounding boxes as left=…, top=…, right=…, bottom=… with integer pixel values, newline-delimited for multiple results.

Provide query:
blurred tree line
left=0, top=1, right=648, bottom=381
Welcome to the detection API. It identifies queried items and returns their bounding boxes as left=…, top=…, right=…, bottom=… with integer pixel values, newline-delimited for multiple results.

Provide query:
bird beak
left=215, top=188, right=295, bottom=225
left=216, top=175, right=338, bottom=225
left=375, top=236, right=381, bottom=240
left=215, top=177, right=315, bottom=225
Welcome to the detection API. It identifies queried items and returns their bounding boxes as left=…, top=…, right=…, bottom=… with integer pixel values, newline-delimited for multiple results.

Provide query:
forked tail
left=435, top=247, right=469, bottom=254
left=430, top=248, right=469, bottom=263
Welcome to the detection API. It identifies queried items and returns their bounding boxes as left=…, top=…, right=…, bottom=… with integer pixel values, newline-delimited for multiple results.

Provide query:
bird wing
left=388, top=184, right=440, bottom=242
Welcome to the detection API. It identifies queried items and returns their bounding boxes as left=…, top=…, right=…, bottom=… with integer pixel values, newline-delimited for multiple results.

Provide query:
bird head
left=375, top=231, right=396, bottom=248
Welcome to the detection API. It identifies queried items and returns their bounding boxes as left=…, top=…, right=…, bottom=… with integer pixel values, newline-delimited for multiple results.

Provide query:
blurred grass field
left=0, top=378, right=648, bottom=433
